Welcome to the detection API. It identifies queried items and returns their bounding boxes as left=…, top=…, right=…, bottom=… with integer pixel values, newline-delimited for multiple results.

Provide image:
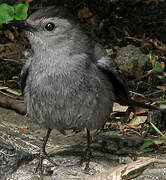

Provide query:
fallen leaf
left=148, top=38, right=166, bottom=50
left=0, top=86, right=21, bottom=96
left=156, top=86, right=166, bottom=90
left=133, top=107, right=148, bottom=115
left=89, top=16, right=100, bottom=28
left=160, top=61, right=165, bottom=70
left=129, top=112, right=134, bottom=119
left=6, top=88, right=21, bottom=96
left=113, top=102, right=128, bottom=112
left=86, top=157, right=166, bottom=180
left=0, top=86, right=8, bottom=90
left=151, top=58, right=156, bottom=67
left=130, top=91, right=147, bottom=103
left=19, top=125, right=30, bottom=134
left=78, top=8, right=93, bottom=19
left=129, top=116, right=147, bottom=126
left=4, top=29, right=15, bottom=40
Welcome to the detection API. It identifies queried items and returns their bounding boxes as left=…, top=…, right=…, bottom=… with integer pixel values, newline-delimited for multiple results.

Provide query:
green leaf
left=150, top=122, right=165, bottom=137
left=143, top=148, right=154, bottom=152
left=113, top=45, right=120, bottom=50
left=139, top=138, right=154, bottom=151
left=14, top=2, right=29, bottom=20
left=149, top=52, right=152, bottom=61
left=154, top=61, right=163, bottom=73
left=0, top=3, right=14, bottom=23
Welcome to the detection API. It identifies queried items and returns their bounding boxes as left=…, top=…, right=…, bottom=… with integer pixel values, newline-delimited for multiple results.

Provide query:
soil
left=0, top=0, right=166, bottom=150
left=0, top=1, right=166, bottom=179
left=1, top=0, right=166, bottom=89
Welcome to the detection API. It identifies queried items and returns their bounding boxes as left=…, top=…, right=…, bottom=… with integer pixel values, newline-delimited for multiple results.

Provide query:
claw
left=35, top=128, right=58, bottom=174
left=35, top=148, right=58, bottom=174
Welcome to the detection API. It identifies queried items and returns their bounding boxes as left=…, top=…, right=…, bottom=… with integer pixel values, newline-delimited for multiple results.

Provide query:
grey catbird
left=11, top=6, right=137, bottom=173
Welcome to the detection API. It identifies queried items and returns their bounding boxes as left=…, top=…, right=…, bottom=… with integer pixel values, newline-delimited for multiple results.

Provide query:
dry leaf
left=6, top=88, right=21, bottom=96
left=151, top=58, right=156, bottom=67
left=78, top=8, right=93, bottom=19
left=130, top=92, right=147, bottom=103
left=156, top=86, right=166, bottom=90
left=160, top=62, right=165, bottom=70
left=4, top=29, right=15, bottom=41
left=19, top=125, right=30, bottom=134
left=86, top=157, right=166, bottom=180
left=0, top=86, right=21, bottom=96
left=133, top=107, right=148, bottom=115
left=148, top=39, right=166, bottom=50
left=0, top=86, right=8, bottom=90
left=128, top=116, right=147, bottom=126
left=129, top=112, right=134, bottom=119
left=89, top=16, right=100, bottom=28
left=113, top=102, right=128, bottom=112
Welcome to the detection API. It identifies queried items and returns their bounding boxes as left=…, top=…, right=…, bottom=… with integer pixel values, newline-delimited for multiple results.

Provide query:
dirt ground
left=0, top=0, right=166, bottom=145
left=0, top=1, right=166, bottom=177
left=1, top=0, right=166, bottom=86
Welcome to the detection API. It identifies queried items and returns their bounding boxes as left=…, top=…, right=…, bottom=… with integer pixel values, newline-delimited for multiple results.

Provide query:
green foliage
left=154, top=61, right=163, bottom=73
left=0, top=2, right=29, bottom=23
left=0, top=3, right=14, bottom=23
left=112, top=45, right=120, bottom=50
left=139, top=122, right=166, bottom=152
left=150, top=122, right=165, bottom=137
left=15, top=2, right=29, bottom=20
left=139, top=138, right=154, bottom=152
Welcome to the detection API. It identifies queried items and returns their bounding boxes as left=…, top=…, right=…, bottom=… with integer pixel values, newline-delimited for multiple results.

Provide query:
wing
left=93, top=43, right=130, bottom=105
left=20, top=58, right=31, bottom=94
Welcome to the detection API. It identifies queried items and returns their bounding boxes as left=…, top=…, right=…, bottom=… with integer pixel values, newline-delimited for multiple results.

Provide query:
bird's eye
left=45, top=22, right=55, bottom=31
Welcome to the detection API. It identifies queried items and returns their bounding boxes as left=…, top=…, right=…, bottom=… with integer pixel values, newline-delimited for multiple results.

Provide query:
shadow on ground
left=0, top=107, right=166, bottom=180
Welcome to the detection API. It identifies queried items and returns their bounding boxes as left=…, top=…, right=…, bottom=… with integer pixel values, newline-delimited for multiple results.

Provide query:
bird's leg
left=85, top=128, right=92, bottom=171
left=35, top=128, right=58, bottom=174
left=80, top=128, right=92, bottom=171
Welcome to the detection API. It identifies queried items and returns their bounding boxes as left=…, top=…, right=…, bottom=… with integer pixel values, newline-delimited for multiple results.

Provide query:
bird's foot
left=79, top=147, right=92, bottom=172
left=35, top=149, right=58, bottom=175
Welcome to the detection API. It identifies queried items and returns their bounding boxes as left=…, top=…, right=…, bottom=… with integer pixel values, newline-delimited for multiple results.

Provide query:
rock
left=0, top=137, right=34, bottom=180
left=94, top=132, right=144, bottom=155
left=115, top=44, right=149, bottom=79
left=0, top=107, right=166, bottom=180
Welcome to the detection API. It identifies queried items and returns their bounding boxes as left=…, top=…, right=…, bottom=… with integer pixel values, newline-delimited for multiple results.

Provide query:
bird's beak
left=9, top=20, right=36, bottom=32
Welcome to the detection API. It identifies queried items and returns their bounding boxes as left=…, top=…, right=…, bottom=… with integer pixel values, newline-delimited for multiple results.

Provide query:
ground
left=0, top=0, right=166, bottom=179
left=1, top=107, right=166, bottom=180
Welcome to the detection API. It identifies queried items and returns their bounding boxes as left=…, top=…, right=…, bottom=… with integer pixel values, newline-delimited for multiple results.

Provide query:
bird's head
left=11, top=6, right=78, bottom=49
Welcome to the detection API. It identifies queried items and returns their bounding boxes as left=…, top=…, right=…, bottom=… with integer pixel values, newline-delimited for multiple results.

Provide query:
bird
left=11, top=6, right=131, bottom=173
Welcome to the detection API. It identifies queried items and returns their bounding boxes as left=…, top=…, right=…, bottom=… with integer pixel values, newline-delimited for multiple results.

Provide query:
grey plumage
left=21, top=6, right=128, bottom=132
left=17, top=6, right=129, bottom=172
